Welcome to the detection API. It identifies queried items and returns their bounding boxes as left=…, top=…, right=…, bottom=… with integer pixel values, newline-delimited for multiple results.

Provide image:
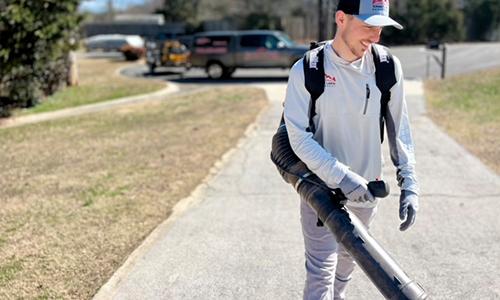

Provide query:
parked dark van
left=190, top=30, right=308, bottom=79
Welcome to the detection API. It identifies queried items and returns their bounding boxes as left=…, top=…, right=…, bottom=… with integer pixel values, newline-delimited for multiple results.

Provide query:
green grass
left=426, top=71, right=500, bottom=123
left=23, top=84, right=161, bottom=114
left=0, top=259, right=23, bottom=286
left=81, top=184, right=129, bottom=207
left=13, top=56, right=164, bottom=116
left=425, top=68, right=500, bottom=173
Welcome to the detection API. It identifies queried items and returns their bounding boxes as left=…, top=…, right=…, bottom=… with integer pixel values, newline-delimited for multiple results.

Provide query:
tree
left=382, top=0, right=465, bottom=45
left=243, top=12, right=283, bottom=30
left=465, top=0, right=500, bottom=41
left=422, top=0, right=465, bottom=42
left=160, top=0, right=303, bottom=32
left=157, top=0, right=200, bottom=25
left=0, top=0, right=82, bottom=117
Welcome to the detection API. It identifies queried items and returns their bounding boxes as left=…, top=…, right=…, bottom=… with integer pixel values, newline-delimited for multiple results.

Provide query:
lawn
left=14, top=54, right=165, bottom=116
left=425, top=68, right=500, bottom=173
left=0, top=87, right=267, bottom=299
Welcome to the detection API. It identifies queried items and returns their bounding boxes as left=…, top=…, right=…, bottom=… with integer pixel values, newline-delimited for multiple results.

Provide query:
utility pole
left=319, top=0, right=335, bottom=41
left=107, top=0, right=115, bottom=22
left=318, top=0, right=326, bottom=41
left=330, top=0, right=337, bottom=37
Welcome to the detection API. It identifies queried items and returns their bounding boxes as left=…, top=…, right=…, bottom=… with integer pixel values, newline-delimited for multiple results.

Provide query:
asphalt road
left=120, top=42, right=500, bottom=84
left=392, top=42, right=500, bottom=79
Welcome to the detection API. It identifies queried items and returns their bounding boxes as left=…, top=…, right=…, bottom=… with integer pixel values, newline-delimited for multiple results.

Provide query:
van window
left=240, top=35, right=264, bottom=48
left=276, top=32, right=295, bottom=47
left=240, top=34, right=280, bottom=49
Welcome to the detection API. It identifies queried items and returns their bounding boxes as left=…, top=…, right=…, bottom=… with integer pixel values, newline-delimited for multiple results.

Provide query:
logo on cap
left=372, top=0, right=389, bottom=13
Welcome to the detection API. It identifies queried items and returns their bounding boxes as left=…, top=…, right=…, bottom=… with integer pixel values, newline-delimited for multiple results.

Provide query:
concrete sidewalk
left=94, top=80, right=500, bottom=299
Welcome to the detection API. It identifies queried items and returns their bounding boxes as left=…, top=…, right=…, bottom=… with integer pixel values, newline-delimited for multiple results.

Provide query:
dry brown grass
left=425, top=68, right=500, bottom=174
left=0, top=87, right=267, bottom=299
left=76, top=56, right=141, bottom=86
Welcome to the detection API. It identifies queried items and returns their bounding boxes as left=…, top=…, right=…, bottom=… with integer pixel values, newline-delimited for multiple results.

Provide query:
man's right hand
left=338, top=170, right=375, bottom=203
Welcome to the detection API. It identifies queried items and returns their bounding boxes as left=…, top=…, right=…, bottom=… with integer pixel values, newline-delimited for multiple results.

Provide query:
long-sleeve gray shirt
left=283, top=41, right=419, bottom=208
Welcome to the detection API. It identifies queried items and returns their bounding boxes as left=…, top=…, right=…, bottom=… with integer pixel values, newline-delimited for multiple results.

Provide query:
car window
left=276, top=32, right=295, bottom=47
left=240, top=35, right=264, bottom=48
left=240, top=34, right=281, bottom=49
left=264, top=35, right=280, bottom=49
left=111, top=40, right=126, bottom=48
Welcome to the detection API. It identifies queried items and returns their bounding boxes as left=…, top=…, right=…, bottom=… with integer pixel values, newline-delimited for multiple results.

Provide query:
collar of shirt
left=325, top=40, right=375, bottom=76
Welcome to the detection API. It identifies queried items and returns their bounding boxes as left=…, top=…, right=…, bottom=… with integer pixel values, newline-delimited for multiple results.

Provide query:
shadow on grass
left=141, top=70, right=289, bottom=85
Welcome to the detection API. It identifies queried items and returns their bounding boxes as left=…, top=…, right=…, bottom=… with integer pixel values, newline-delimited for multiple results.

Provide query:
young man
left=283, top=0, right=419, bottom=299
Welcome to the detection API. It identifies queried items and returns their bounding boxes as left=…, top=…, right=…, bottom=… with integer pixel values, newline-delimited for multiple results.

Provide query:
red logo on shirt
left=325, top=73, right=336, bottom=86
left=373, top=0, right=388, bottom=4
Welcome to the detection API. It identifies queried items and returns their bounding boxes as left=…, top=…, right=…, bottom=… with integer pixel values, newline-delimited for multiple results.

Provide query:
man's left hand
left=399, top=190, right=419, bottom=231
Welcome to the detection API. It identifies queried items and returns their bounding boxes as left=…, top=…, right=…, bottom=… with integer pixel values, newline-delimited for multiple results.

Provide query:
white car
left=84, top=34, right=144, bottom=52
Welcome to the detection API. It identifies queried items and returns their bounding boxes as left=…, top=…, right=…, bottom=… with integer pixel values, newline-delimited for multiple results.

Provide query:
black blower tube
left=271, top=121, right=428, bottom=300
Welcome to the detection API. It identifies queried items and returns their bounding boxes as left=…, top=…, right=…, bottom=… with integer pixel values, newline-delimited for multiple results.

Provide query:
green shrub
left=0, top=1, right=82, bottom=116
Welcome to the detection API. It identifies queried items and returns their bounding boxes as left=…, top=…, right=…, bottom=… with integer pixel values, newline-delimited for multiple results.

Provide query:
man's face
left=340, top=14, right=383, bottom=59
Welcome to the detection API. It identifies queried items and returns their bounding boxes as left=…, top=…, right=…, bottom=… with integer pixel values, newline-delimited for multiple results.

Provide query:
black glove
left=399, top=190, right=419, bottom=231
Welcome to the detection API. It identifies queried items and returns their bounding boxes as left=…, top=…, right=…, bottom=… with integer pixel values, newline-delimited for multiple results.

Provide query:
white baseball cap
left=337, top=0, right=403, bottom=30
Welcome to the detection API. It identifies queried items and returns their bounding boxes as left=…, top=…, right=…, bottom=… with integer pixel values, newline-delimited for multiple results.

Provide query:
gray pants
left=300, top=199, right=378, bottom=300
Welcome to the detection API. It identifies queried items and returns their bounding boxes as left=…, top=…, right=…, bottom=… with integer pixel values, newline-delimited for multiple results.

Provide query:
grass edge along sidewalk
left=424, top=67, right=500, bottom=174
left=0, top=87, right=268, bottom=299
left=11, top=55, right=165, bottom=117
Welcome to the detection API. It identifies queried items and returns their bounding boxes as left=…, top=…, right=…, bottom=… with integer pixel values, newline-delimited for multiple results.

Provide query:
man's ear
left=335, top=11, right=347, bottom=28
